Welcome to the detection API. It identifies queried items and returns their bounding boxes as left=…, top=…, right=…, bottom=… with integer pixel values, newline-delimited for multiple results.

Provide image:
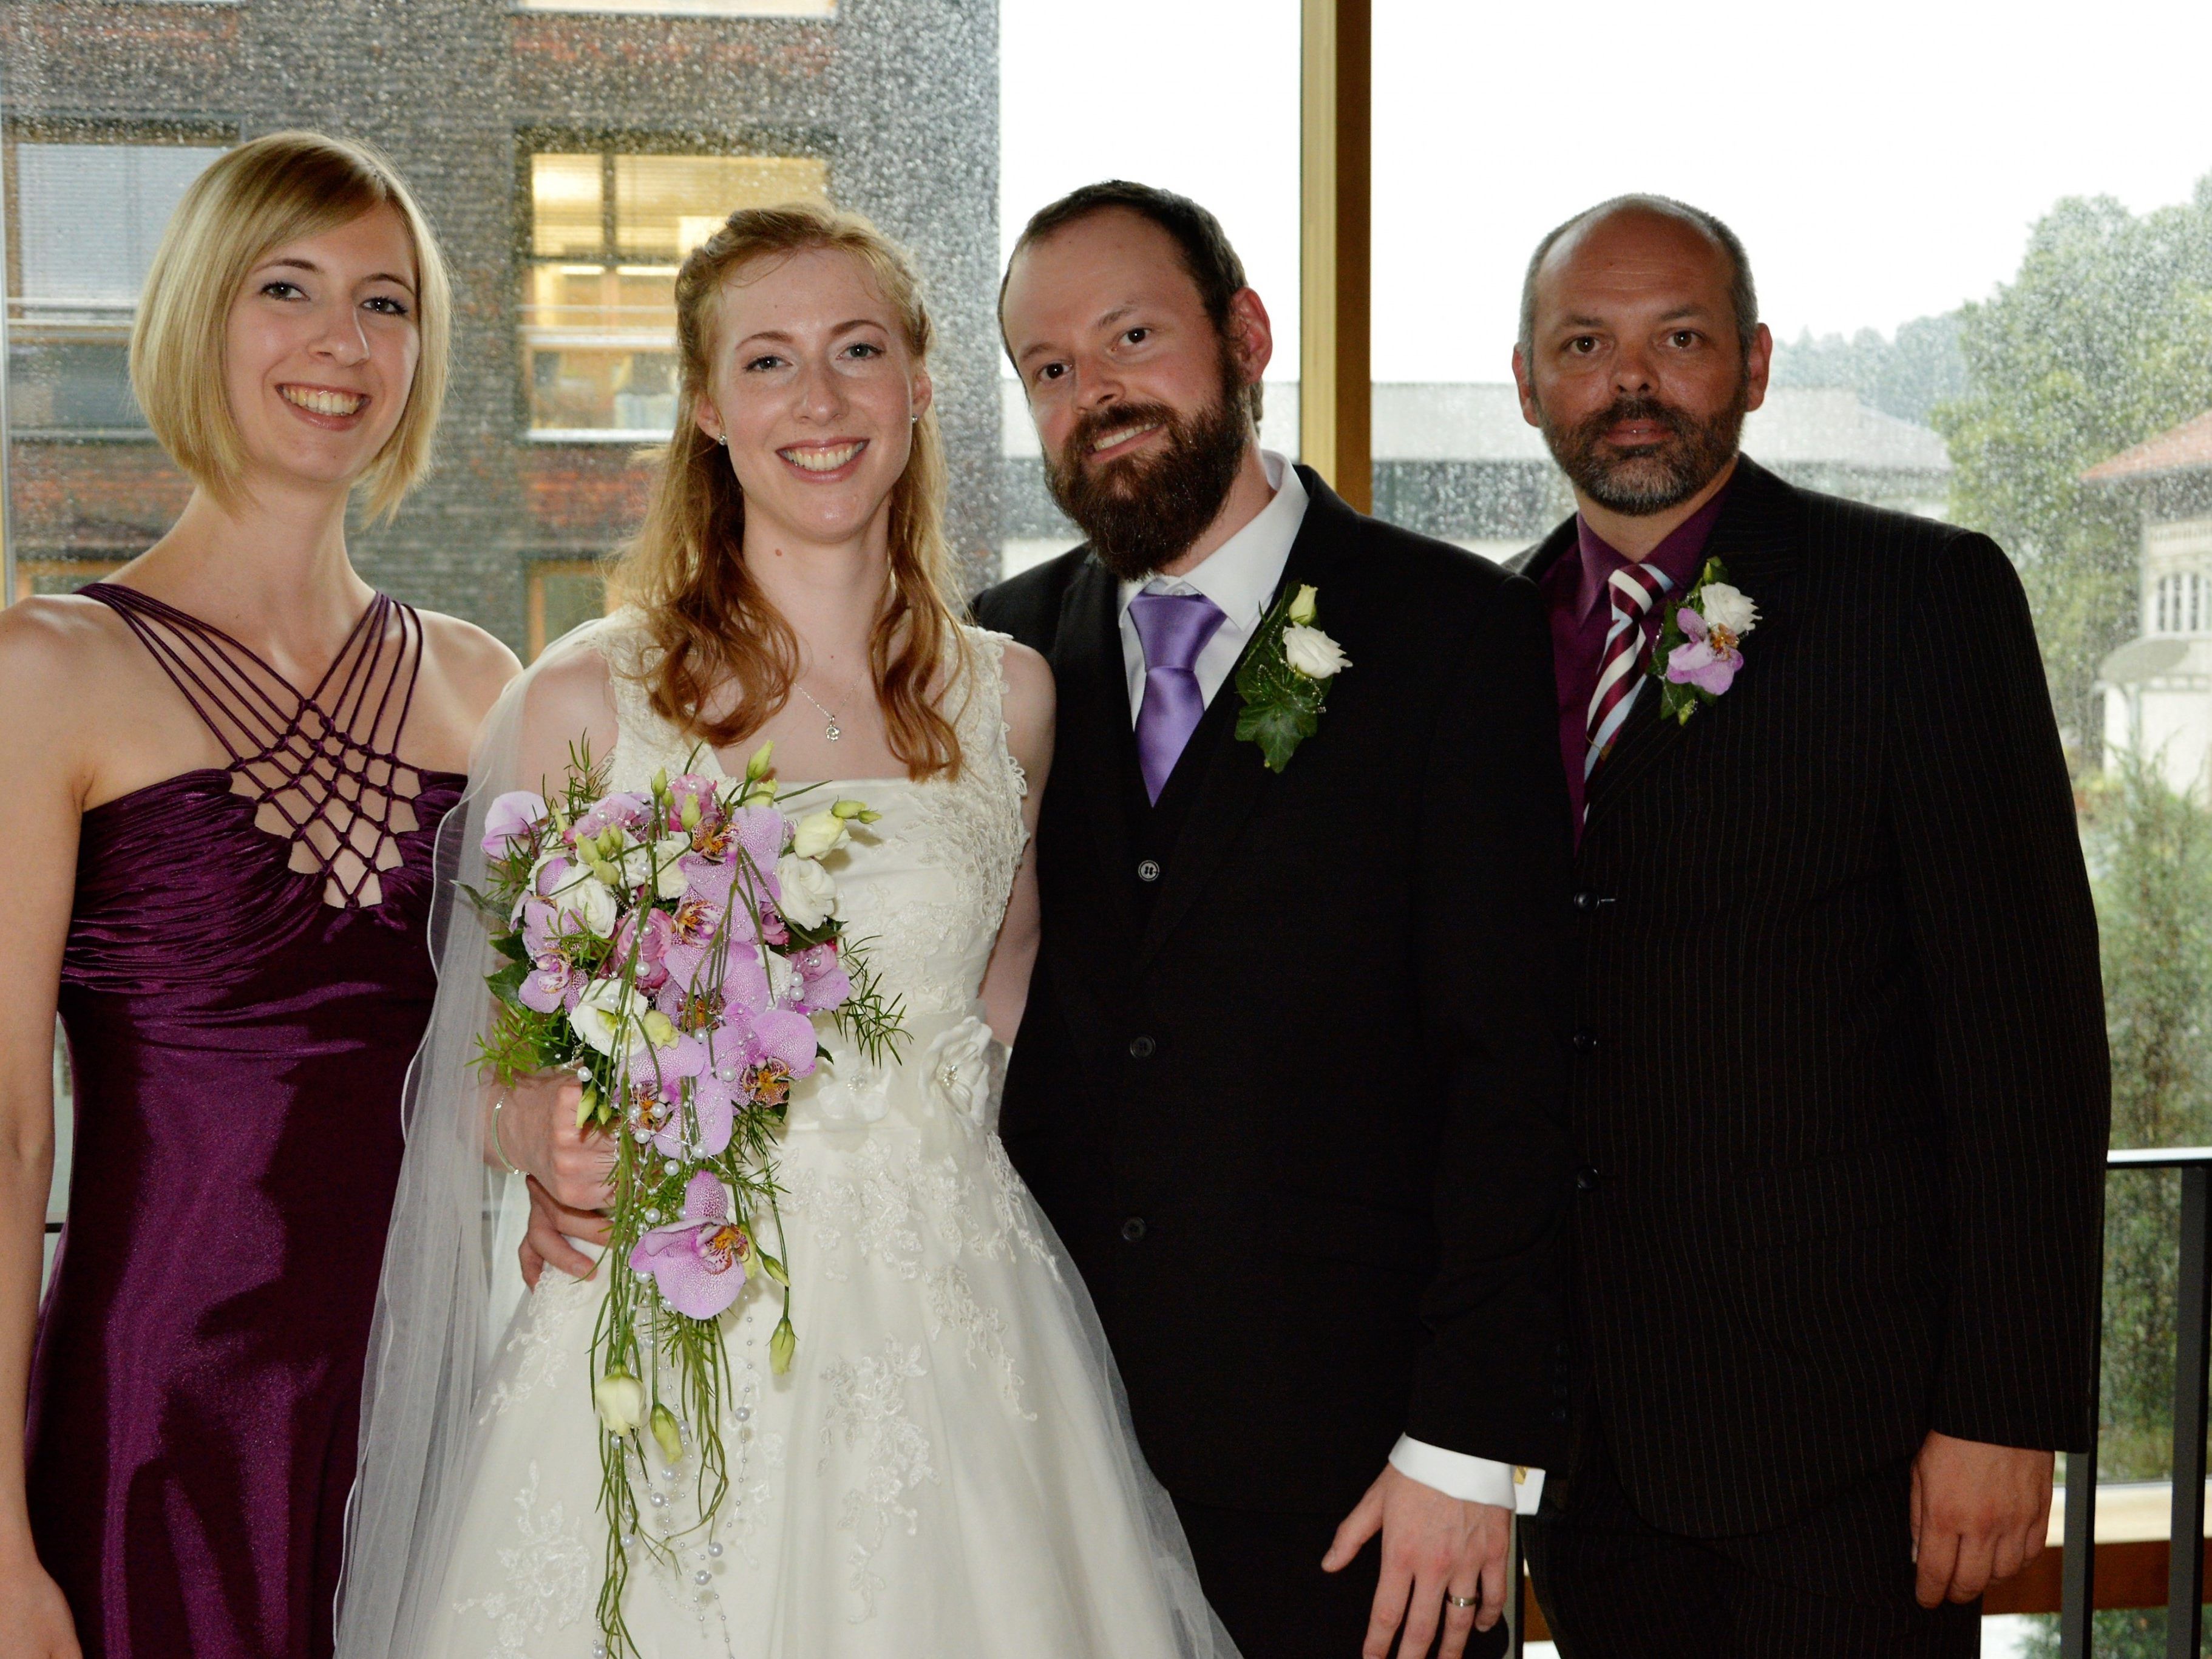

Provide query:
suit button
left=1572, top=889, right=1615, bottom=912
left=1575, top=1166, right=1600, bottom=1192
left=1552, top=1407, right=1570, bottom=1424
left=1121, top=1217, right=1148, bottom=1243
left=1571, top=1031, right=1600, bottom=1054
left=1128, top=1036, right=1156, bottom=1059
left=1137, top=858, right=1162, bottom=883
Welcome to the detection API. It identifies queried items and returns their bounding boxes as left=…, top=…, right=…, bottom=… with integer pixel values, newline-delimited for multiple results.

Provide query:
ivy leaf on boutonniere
left=1235, top=582, right=1350, bottom=773
left=1651, top=556, right=1760, bottom=726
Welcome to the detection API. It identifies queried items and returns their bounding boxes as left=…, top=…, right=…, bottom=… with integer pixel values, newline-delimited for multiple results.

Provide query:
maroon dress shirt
left=1540, top=484, right=1732, bottom=831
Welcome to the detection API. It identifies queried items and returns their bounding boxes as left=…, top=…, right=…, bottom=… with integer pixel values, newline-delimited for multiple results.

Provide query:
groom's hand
left=1323, top=1464, right=1508, bottom=1658
left=1910, top=1430, right=2054, bottom=1607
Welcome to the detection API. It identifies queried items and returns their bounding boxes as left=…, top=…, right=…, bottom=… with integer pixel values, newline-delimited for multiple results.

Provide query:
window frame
left=512, top=127, right=835, bottom=445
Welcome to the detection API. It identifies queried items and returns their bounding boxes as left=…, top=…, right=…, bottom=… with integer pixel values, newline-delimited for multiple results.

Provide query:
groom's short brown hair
left=1002, top=179, right=1263, bottom=425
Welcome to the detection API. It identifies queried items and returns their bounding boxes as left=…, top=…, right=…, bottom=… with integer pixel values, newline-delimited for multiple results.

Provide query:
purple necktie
left=1130, top=589, right=1228, bottom=804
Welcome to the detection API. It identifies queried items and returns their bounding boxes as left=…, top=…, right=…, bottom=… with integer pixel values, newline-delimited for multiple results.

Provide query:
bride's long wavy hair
left=619, top=201, right=965, bottom=779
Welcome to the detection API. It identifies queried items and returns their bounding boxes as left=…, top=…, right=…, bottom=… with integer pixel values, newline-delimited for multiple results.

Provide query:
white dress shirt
left=1115, top=450, right=1544, bottom=1516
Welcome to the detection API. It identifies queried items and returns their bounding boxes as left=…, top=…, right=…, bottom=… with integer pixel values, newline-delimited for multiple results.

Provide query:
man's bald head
left=1519, top=194, right=1759, bottom=359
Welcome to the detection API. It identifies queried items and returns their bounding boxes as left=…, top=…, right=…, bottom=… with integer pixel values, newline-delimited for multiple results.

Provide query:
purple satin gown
left=24, top=585, right=466, bottom=1659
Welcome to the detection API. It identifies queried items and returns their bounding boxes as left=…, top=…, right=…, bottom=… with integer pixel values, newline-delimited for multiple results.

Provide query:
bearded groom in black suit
left=1508, top=196, right=2110, bottom=1658
left=973, top=183, right=1578, bottom=1659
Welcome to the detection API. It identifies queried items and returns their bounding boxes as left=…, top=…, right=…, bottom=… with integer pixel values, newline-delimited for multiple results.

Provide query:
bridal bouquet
left=471, top=741, right=902, bottom=1654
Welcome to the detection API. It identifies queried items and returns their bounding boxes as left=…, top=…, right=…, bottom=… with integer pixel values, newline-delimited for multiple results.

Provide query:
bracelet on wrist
left=490, top=1093, right=521, bottom=1176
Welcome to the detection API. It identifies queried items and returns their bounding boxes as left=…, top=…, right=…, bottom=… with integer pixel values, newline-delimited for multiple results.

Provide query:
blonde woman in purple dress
left=0, top=133, right=517, bottom=1659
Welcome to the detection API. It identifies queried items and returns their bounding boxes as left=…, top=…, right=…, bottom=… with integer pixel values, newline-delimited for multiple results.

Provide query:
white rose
left=1286, top=583, right=1319, bottom=625
left=775, top=853, right=838, bottom=929
left=593, top=1369, right=645, bottom=1433
left=790, top=811, right=849, bottom=860
left=922, top=1016, right=999, bottom=1128
left=569, top=977, right=637, bottom=1056
left=1282, top=623, right=1351, bottom=680
left=542, top=861, right=618, bottom=937
left=651, top=834, right=691, bottom=900
left=1699, top=582, right=1759, bottom=639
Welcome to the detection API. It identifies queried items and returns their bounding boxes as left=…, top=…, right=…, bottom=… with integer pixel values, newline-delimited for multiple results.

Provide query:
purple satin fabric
left=1129, top=589, right=1227, bottom=803
left=25, top=765, right=463, bottom=1659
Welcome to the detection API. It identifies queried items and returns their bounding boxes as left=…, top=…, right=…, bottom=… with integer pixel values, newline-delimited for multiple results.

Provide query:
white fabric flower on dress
left=923, top=1016, right=997, bottom=1127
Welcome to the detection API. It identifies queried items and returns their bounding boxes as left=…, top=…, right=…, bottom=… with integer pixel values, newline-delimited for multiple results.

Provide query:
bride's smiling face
left=694, top=244, right=932, bottom=552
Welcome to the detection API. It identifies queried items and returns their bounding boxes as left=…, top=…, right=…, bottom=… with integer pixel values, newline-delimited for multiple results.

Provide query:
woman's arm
left=0, top=602, right=93, bottom=1658
left=979, top=641, right=1055, bottom=1047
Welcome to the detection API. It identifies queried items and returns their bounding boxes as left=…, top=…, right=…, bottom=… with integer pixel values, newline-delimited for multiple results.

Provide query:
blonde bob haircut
left=620, top=200, right=968, bottom=781
left=129, top=130, right=452, bottom=521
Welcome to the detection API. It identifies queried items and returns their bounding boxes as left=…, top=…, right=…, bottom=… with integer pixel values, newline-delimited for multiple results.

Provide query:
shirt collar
left=1571, top=479, right=1733, bottom=627
left=1118, top=450, right=1308, bottom=631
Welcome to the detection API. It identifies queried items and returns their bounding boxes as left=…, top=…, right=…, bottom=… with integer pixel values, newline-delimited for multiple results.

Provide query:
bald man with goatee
left=1508, top=194, right=2108, bottom=1658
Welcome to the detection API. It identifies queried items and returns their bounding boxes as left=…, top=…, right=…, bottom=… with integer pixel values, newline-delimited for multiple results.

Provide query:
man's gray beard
left=1537, top=384, right=1749, bottom=516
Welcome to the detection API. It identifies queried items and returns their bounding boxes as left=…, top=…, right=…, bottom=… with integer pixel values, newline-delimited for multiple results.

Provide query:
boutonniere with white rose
left=1651, top=557, right=1760, bottom=725
left=1234, top=582, right=1349, bottom=772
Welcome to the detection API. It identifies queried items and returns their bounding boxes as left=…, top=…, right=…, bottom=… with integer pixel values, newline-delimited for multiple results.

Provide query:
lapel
left=1051, top=555, right=1141, bottom=942
left=1136, top=466, right=1355, bottom=967
left=1513, top=518, right=1578, bottom=590
left=1581, top=456, right=1806, bottom=834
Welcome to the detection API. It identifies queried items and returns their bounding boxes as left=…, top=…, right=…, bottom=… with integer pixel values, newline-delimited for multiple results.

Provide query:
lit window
left=6, top=141, right=225, bottom=435
left=526, top=559, right=619, bottom=659
left=521, top=149, right=829, bottom=439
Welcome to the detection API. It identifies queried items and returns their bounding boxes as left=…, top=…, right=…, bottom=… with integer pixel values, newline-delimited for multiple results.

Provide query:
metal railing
left=2059, top=1145, right=2212, bottom=1659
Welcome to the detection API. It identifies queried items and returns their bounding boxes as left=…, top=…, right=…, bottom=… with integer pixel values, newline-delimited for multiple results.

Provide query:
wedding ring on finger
left=1445, top=1592, right=1479, bottom=1610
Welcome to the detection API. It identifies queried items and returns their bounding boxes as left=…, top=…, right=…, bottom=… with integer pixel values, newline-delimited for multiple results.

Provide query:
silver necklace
left=795, top=681, right=847, bottom=742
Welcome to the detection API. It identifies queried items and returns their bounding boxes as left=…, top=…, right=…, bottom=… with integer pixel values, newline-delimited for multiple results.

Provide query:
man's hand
left=518, top=1173, right=613, bottom=1289
left=1910, top=1430, right=2054, bottom=1607
left=1322, top=1463, right=1510, bottom=1659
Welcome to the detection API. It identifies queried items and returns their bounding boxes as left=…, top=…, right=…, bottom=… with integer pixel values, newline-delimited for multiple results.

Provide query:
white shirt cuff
left=1389, top=1434, right=1547, bottom=1515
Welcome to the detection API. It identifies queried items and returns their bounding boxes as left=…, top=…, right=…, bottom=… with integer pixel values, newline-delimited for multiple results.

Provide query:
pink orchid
left=629, top=1171, right=751, bottom=1320
left=571, top=792, right=653, bottom=842
left=481, top=791, right=548, bottom=857
left=1664, top=607, right=1745, bottom=697
left=666, top=773, right=724, bottom=833
left=610, top=908, right=678, bottom=994
left=790, top=940, right=852, bottom=1015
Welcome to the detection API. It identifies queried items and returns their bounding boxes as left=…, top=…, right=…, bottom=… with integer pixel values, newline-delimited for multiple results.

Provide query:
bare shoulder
left=0, top=594, right=140, bottom=739
left=415, top=608, right=523, bottom=722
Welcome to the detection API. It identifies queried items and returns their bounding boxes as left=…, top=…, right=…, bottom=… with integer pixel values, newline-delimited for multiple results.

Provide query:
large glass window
left=1374, top=4, right=2212, bottom=1649
left=523, top=149, right=829, bottom=438
left=996, top=0, right=1301, bottom=578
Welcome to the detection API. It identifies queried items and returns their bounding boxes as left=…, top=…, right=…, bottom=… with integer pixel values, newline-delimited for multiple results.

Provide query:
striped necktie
left=1584, top=562, right=1675, bottom=781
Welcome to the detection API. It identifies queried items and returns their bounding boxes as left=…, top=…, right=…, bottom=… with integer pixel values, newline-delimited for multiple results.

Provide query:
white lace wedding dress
left=421, top=618, right=1230, bottom=1659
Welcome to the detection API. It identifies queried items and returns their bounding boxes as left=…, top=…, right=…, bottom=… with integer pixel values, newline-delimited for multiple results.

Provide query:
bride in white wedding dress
left=334, top=205, right=1236, bottom=1659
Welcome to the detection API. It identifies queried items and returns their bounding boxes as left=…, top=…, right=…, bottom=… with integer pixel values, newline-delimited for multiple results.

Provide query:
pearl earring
left=716, top=434, right=727, bottom=447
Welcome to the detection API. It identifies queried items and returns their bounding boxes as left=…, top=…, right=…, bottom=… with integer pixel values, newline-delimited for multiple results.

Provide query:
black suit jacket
left=1512, top=457, right=2109, bottom=1539
left=973, top=468, right=1579, bottom=1513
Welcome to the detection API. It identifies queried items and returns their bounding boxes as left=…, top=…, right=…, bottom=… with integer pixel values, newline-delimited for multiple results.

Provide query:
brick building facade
left=1, top=0, right=1001, bottom=651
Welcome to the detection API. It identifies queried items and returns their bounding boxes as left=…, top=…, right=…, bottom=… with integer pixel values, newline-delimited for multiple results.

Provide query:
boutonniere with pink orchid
left=1652, top=557, right=1760, bottom=725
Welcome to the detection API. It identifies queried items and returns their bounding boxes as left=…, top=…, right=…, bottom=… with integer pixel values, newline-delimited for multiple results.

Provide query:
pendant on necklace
left=824, top=719, right=841, bottom=742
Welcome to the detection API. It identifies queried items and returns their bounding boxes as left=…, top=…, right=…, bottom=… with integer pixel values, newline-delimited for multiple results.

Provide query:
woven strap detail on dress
left=85, top=582, right=429, bottom=910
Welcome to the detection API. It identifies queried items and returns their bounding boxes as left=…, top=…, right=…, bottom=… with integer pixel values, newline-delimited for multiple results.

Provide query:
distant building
left=2089, top=411, right=2212, bottom=793
left=999, top=382, right=1953, bottom=577
left=2, top=0, right=1001, bottom=654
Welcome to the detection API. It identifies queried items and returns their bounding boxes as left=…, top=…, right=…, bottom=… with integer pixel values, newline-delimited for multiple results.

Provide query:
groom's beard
left=1536, top=381, right=1749, bottom=516
left=1043, top=350, right=1251, bottom=583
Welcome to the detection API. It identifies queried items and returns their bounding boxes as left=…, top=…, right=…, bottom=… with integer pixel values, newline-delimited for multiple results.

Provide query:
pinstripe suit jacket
left=1511, top=456, right=2109, bottom=1538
